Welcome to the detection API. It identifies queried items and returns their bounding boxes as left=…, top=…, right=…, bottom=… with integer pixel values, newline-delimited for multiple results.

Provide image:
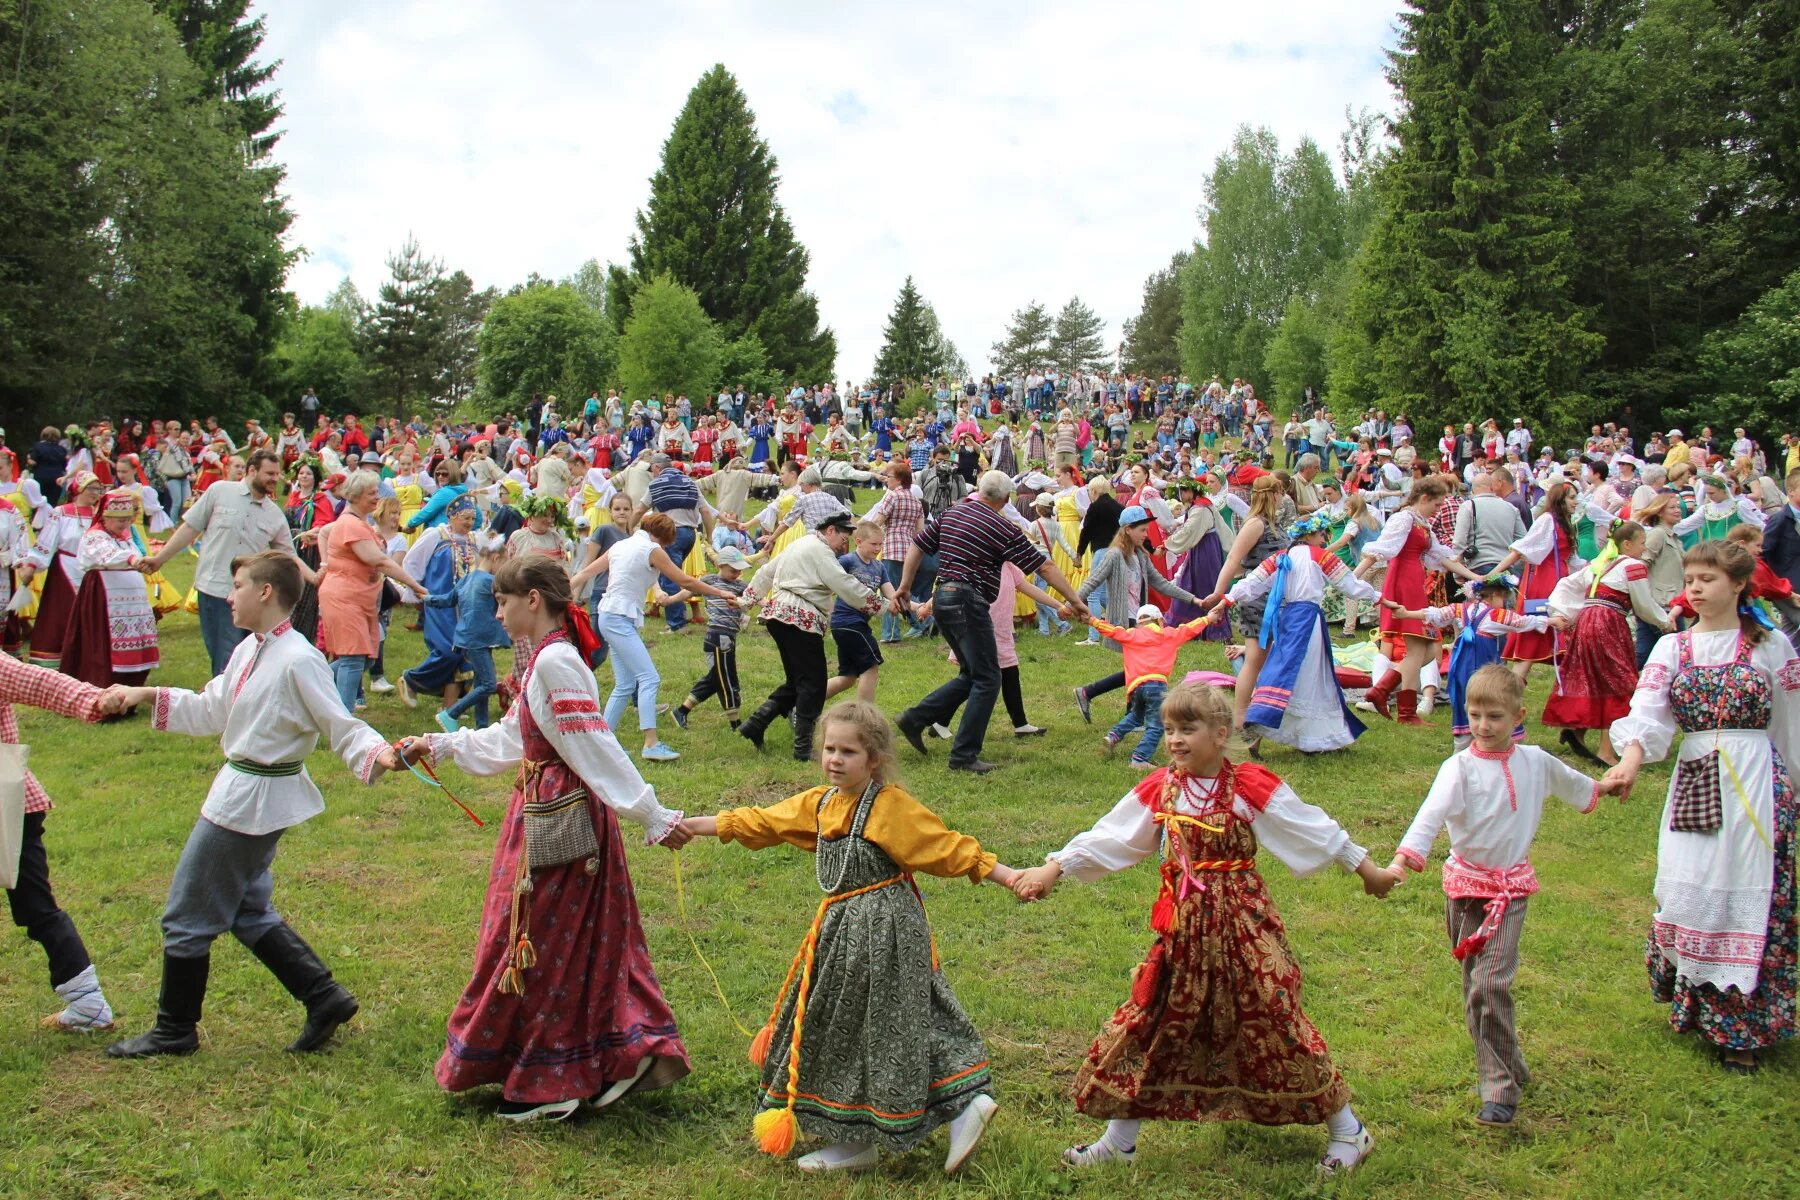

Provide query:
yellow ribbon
left=672, top=850, right=754, bottom=1037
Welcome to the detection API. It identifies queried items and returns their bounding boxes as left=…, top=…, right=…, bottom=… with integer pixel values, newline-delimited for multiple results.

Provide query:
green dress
left=756, top=782, right=993, bottom=1150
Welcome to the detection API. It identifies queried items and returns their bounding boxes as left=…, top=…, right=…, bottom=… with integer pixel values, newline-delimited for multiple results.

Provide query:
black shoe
left=896, top=712, right=930, bottom=756
left=1476, top=1101, right=1517, bottom=1126
left=250, top=924, right=358, bottom=1053
left=948, top=759, right=999, bottom=775
left=106, top=953, right=209, bottom=1059
left=791, top=715, right=816, bottom=763
left=1717, top=1047, right=1760, bottom=1075
left=738, top=699, right=780, bottom=751
left=671, top=705, right=690, bottom=731
left=1558, top=728, right=1604, bottom=767
left=1073, top=687, right=1092, bottom=723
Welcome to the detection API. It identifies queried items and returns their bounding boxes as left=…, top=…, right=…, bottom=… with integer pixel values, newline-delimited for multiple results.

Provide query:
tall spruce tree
left=607, top=65, right=835, bottom=381
left=989, top=302, right=1053, bottom=376
left=1355, top=0, right=1602, bottom=434
left=1048, top=297, right=1110, bottom=375
left=367, top=236, right=448, bottom=409
left=153, top=1, right=282, bottom=157
left=434, top=271, right=496, bottom=411
left=1122, top=251, right=1188, bottom=377
left=871, top=276, right=958, bottom=385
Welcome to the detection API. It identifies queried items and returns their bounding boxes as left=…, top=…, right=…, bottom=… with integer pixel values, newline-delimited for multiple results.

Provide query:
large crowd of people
left=0, top=379, right=1796, bottom=1176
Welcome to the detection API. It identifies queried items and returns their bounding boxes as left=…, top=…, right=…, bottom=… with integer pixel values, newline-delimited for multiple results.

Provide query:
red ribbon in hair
left=564, top=604, right=602, bottom=662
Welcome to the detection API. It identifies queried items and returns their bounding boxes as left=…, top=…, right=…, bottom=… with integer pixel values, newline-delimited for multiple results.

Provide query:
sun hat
left=1135, top=603, right=1163, bottom=623
left=716, top=546, right=751, bottom=570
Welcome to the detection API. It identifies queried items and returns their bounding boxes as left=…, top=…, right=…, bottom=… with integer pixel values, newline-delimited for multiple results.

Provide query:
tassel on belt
left=497, top=758, right=550, bottom=997
left=749, top=873, right=934, bottom=1156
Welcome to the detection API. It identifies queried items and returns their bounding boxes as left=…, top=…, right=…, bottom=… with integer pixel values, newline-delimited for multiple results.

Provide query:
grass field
left=2, top=514, right=1796, bottom=1200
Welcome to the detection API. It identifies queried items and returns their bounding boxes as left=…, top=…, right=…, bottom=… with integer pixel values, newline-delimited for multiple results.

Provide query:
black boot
left=738, top=699, right=781, bottom=751
left=791, top=713, right=817, bottom=763
left=106, top=953, right=209, bottom=1058
left=250, top=924, right=358, bottom=1053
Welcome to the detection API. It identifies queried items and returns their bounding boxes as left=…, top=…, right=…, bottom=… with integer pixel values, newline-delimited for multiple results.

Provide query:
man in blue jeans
left=892, top=472, right=1087, bottom=773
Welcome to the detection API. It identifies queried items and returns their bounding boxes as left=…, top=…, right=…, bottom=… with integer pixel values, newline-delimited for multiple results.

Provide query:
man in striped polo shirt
left=894, top=471, right=1087, bottom=773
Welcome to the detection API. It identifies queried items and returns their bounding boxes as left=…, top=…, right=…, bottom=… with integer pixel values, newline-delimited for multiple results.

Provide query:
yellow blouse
left=716, top=784, right=997, bottom=883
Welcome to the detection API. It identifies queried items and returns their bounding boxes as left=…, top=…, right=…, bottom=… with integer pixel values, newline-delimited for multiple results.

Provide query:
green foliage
left=0, top=0, right=295, bottom=432
left=1048, top=296, right=1111, bottom=375
left=611, top=65, right=835, bottom=381
left=1264, top=293, right=1330, bottom=411
left=366, top=237, right=448, bottom=410
left=152, top=0, right=283, bottom=158
left=436, top=270, right=497, bottom=410
left=1179, top=127, right=1350, bottom=385
left=1122, top=250, right=1188, bottom=377
left=1354, top=0, right=1603, bottom=438
left=871, top=277, right=963, bottom=386
left=717, top=330, right=784, bottom=398
left=615, top=274, right=724, bottom=402
left=477, top=283, right=613, bottom=411
left=989, top=301, right=1053, bottom=377
left=271, top=306, right=368, bottom=415
left=1688, top=267, right=1800, bottom=436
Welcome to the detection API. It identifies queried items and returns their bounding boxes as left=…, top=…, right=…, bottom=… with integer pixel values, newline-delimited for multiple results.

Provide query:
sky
left=262, top=1, right=1401, bottom=384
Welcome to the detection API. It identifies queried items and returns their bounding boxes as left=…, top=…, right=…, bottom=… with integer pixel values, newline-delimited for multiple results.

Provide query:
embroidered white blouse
left=425, top=639, right=682, bottom=846
left=1048, top=774, right=1369, bottom=881
left=1360, top=507, right=1458, bottom=569
left=1508, top=511, right=1586, bottom=570
left=152, top=623, right=391, bottom=835
left=1397, top=744, right=1599, bottom=874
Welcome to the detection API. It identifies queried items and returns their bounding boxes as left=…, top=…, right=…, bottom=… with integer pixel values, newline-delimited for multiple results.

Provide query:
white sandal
left=1062, top=1140, right=1136, bottom=1167
left=1318, top=1124, right=1374, bottom=1176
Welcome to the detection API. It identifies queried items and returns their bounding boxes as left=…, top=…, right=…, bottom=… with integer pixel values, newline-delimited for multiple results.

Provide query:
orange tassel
left=747, top=1022, right=774, bottom=1069
left=1131, top=943, right=1166, bottom=1010
left=514, top=937, right=537, bottom=970
left=497, top=967, right=523, bottom=996
left=753, top=1106, right=797, bottom=1156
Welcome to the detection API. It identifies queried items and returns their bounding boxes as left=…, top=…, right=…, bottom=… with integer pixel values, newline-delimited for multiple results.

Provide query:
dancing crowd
left=1, top=385, right=1797, bottom=1177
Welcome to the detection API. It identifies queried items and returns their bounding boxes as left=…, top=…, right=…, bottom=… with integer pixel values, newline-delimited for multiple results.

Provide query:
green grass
left=3, top=519, right=1797, bottom=1199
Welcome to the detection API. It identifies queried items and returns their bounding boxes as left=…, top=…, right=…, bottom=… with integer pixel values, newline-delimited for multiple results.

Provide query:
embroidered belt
left=1442, top=855, right=1540, bottom=961
left=227, top=758, right=304, bottom=778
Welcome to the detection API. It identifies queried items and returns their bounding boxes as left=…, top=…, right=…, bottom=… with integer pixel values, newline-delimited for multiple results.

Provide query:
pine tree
left=872, top=277, right=940, bottom=384
left=434, top=271, right=496, bottom=411
left=1048, top=296, right=1111, bottom=375
left=1122, top=251, right=1188, bottom=377
left=153, top=1, right=283, bottom=158
left=367, top=236, right=448, bottom=409
left=918, top=304, right=967, bottom=380
left=1356, top=0, right=1602, bottom=432
left=990, top=302, right=1053, bottom=376
left=609, top=65, right=836, bottom=381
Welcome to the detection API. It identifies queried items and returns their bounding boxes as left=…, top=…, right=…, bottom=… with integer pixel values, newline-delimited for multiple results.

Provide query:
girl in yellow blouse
left=679, top=702, right=1019, bottom=1175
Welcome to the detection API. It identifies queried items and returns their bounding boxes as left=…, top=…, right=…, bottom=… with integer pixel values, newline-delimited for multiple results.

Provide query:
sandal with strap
left=1318, top=1124, right=1374, bottom=1176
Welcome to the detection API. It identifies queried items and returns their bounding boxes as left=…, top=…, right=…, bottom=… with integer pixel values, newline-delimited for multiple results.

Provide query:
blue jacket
left=1763, top=505, right=1800, bottom=594
left=425, top=568, right=508, bottom=650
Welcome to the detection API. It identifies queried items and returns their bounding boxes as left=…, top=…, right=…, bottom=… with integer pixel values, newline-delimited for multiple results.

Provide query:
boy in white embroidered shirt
left=1387, top=665, right=1622, bottom=1128
left=102, top=550, right=405, bottom=1060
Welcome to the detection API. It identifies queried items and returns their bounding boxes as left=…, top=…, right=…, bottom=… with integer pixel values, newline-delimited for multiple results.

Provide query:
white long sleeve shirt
left=1050, top=774, right=1368, bottom=881
left=1397, top=744, right=1598, bottom=873
left=152, top=622, right=391, bottom=835
left=425, top=639, right=681, bottom=845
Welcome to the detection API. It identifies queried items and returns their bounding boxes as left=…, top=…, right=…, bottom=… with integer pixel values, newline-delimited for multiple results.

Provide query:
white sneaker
left=1063, top=1139, right=1136, bottom=1167
left=1354, top=698, right=1377, bottom=713
left=396, top=676, right=417, bottom=709
left=495, top=1098, right=579, bottom=1123
left=796, top=1143, right=879, bottom=1173
left=1419, top=696, right=1437, bottom=717
left=369, top=677, right=396, bottom=695
left=944, top=1094, right=997, bottom=1173
left=1013, top=724, right=1047, bottom=737
left=589, top=1054, right=654, bottom=1109
left=930, top=723, right=954, bottom=739
left=1318, top=1124, right=1374, bottom=1176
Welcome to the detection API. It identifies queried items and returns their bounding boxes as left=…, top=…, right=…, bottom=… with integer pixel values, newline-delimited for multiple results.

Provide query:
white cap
left=1135, top=603, right=1163, bottom=623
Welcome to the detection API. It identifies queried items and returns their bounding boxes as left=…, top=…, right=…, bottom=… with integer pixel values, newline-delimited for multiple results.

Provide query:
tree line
left=1118, top=0, right=1800, bottom=443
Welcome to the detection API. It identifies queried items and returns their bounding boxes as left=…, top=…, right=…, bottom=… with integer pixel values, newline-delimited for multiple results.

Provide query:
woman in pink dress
left=316, top=471, right=425, bottom=710
left=401, top=556, right=693, bottom=1123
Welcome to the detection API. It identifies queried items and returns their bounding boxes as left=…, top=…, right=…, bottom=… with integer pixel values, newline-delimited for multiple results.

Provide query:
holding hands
left=1009, top=861, right=1062, bottom=903
left=98, top=684, right=154, bottom=716
left=1358, top=856, right=1402, bottom=898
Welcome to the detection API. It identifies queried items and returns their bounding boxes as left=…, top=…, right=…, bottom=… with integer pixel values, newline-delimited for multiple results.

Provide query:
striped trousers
left=1446, top=895, right=1530, bottom=1105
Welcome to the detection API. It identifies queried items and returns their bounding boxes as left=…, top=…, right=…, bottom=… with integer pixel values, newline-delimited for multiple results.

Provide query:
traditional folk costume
left=1542, top=556, right=1669, bottom=732
left=108, top=617, right=393, bottom=1058
left=1502, top=512, right=1581, bottom=664
left=1396, top=745, right=1601, bottom=1110
left=422, top=630, right=690, bottom=1108
left=1416, top=592, right=1550, bottom=748
left=1362, top=507, right=1461, bottom=722
left=1611, top=629, right=1800, bottom=1052
left=1125, top=484, right=1174, bottom=615
left=0, top=477, right=45, bottom=627
left=1674, top=485, right=1764, bottom=550
left=1220, top=534, right=1377, bottom=753
left=1049, top=764, right=1373, bottom=1162
left=22, top=478, right=98, bottom=670
left=60, top=491, right=159, bottom=687
left=390, top=471, right=434, bottom=545
left=1052, top=486, right=1090, bottom=589
left=716, top=781, right=996, bottom=1157
left=1, top=656, right=117, bottom=1031
left=400, top=506, right=479, bottom=697
left=0, top=497, right=30, bottom=656
left=1165, top=488, right=1236, bottom=641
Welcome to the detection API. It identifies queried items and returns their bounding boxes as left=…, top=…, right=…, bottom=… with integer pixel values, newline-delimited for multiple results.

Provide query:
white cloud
left=263, top=0, right=1399, bottom=385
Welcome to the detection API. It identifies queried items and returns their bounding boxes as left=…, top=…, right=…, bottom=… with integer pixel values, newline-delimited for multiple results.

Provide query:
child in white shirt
left=1387, top=665, right=1621, bottom=1126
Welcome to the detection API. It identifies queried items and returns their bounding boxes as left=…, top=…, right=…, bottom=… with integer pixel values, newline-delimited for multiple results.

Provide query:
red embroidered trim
left=1637, top=663, right=1670, bottom=692
left=152, top=687, right=172, bottom=731
left=1779, top=660, right=1800, bottom=692
left=1397, top=847, right=1426, bottom=873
